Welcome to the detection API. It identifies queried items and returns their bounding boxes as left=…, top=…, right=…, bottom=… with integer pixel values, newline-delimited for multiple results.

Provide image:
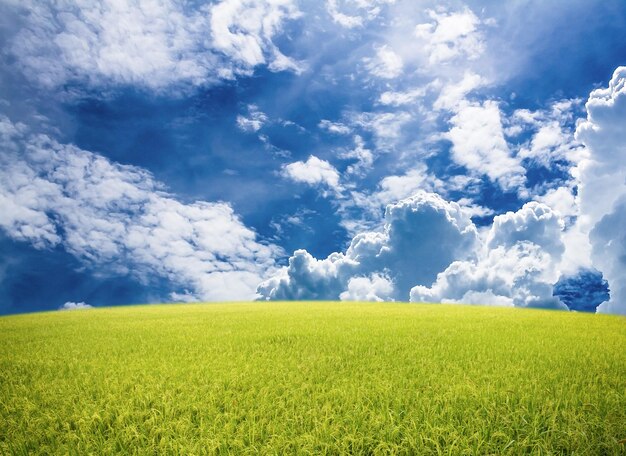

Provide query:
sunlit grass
left=1, top=302, right=625, bottom=454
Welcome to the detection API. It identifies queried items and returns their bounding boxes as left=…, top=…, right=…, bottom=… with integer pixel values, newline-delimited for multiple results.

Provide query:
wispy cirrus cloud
left=325, top=0, right=396, bottom=29
left=237, top=105, right=269, bottom=133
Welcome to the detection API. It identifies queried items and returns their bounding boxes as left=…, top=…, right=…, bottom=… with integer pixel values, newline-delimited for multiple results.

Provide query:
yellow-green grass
left=1, top=302, right=625, bottom=455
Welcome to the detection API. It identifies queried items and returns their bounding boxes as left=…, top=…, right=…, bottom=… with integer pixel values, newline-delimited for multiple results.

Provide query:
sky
left=0, top=0, right=625, bottom=315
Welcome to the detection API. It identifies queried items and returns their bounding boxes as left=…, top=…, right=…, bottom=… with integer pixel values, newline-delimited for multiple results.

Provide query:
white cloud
left=414, top=8, right=485, bottom=65
left=350, top=111, right=412, bottom=150
left=433, top=71, right=485, bottom=111
left=574, top=66, right=626, bottom=314
left=0, top=116, right=280, bottom=301
left=575, top=68, right=626, bottom=227
left=364, top=45, right=404, bottom=79
left=378, top=86, right=429, bottom=107
left=536, top=186, right=577, bottom=220
left=281, top=155, right=342, bottom=191
left=326, top=0, right=395, bottom=28
left=558, top=223, right=593, bottom=276
left=319, top=119, right=352, bottom=135
left=236, top=105, right=268, bottom=132
left=507, top=100, right=596, bottom=277
left=589, top=202, right=626, bottom=315
left=348, top=166, right=485, bottom=229
left=338, top=165, right=441, bottom=234
left=9, top=0, right=302, bottom=91
left=506, top=99, right=585, bottom=168
left=517, top=121, right=586, bottom=167
left=339, top=136, right=374, bottom=175
left=446, top=100, right=526, bottom=193
left=339, top=274, right=395, bottom=301
left=373, top=166, right=435, bottom=206
left=259, top=189, right=570, bottom=309
left=170, top=292, right=200, bottom=303
left=411, top=202, right=566, bottom=309
left=211, top=0, right=303, bottom=74
left=257, top=192, right=478, bottom=301
left=326, top=0, right=364, bottom=28
left=487, top=202, right=565, bottom=257
left=455, top=198, right=495, bottom=218
left=411, top=242, right=565, bottom=309
left=60, top=301, right=93, bottom=310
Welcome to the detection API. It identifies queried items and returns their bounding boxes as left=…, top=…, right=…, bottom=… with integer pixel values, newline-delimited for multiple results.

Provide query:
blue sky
left=1, top=0, right=626, bottom=315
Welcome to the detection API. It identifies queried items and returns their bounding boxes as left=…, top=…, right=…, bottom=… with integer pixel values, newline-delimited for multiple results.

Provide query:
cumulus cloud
left=60, top=301, right=93, bottom=310
left=364, top=45, right=404, bottom=79
left=575, top=67, right=626, bottom=227
left=281, top=156, right=342, bottom=192
left=211, top=0, right=303, bottom=74
left=433, top=71, right=485, bottom=111
left=257, top=192, right=478, bottom=301
left=518, top=121, right=581, bottom=166
left=411, top=202, right=566, bottom=309
left=487, top=202, right=565, bottom=257
left=0, top=116, right=279, bottom=301
left=260, top=186, right=573, bottom=310
left=589, top=200, right=626, bottom=315
left=8, top=0, right=302, bottom=91
left=339, top=274, right=395, bottom=302
left=345, top=166, right=484, bottom=232
left=536, top=187, right=576, bottom=218
left=446, top=100, right=526, bottom=193
left=573, top=66, right=626, bottom=315
left=376, top=172, right=481, bottom=206
left=512, top=100, right=586, bottom=169
left=414, top=8, right=486, bottom=65
left=372, top=166, right=436, bottom=206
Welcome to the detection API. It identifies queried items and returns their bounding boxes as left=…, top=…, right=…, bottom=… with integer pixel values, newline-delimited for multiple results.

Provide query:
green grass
left=0, top=302, right=625, bottom=455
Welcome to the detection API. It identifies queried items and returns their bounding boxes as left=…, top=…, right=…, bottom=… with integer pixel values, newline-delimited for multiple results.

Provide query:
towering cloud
left=575, top=66, right=626, bottom=315
left=411, top=203, right=566, bottom=309
left=258, top=192, right=478, bottom=301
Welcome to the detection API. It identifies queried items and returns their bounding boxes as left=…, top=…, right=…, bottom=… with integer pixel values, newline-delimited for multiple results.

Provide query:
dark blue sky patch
left=553, top=269, right=610, bottom=312
left=485, top=0, right=626, bottom=104
left=0, top=236, right=164, bottom=315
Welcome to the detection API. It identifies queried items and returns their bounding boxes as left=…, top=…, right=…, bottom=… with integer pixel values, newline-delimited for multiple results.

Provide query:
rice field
left=0, top=302, right=625, bottom=454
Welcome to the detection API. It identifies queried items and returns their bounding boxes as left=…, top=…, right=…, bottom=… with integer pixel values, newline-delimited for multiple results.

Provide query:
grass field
left=0, top=302, right=625, bottom=454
